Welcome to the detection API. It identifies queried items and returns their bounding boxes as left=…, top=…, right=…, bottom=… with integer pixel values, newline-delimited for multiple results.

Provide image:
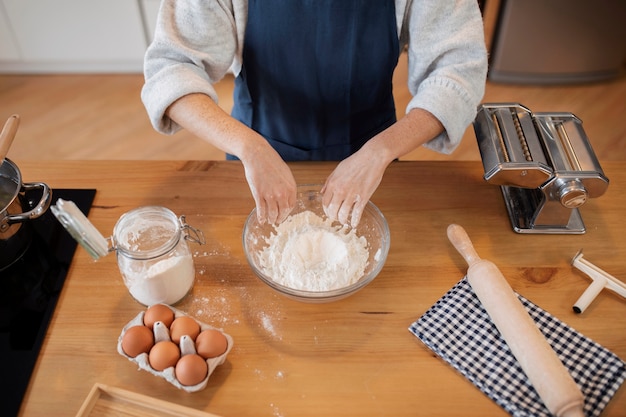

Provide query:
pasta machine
left=473, top=103, right=609, bottom=234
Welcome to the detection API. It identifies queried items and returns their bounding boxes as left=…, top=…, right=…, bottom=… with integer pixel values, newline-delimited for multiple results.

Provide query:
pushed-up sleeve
left=404, top=0, right=488, bottom=154
left=141, top=0, right=246, bottom=134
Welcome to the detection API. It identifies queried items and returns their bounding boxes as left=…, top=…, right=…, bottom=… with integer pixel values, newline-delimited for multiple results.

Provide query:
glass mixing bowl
left=242, top=184, right=390, bottom=303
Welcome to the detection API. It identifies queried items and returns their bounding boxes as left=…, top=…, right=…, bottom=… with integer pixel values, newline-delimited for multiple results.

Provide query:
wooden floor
left=2, top=0, right=624, bottom=163
left=2, top=66, right=624, bottom=162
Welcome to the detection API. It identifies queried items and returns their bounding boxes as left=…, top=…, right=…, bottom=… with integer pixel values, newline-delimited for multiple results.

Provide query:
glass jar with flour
left=51, top=201, right=205, bottom=306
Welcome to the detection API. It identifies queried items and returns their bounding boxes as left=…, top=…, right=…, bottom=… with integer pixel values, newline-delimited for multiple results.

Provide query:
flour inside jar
left=258, top=211, right=369, bottom=291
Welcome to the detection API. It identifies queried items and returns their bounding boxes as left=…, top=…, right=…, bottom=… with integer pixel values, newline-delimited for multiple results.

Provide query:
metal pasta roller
left=473, top=103, right=609, bottom=234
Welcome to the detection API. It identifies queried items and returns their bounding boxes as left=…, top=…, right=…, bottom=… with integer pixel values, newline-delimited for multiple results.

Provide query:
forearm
left=165, top=93, right=272, bottom=163
left=403, top=1, right=487, bottom=153
left=363, top=107, right=444, bottom=164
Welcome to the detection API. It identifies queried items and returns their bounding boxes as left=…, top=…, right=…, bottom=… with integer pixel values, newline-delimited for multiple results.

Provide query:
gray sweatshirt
left=142, top=0, right=488, bottom=154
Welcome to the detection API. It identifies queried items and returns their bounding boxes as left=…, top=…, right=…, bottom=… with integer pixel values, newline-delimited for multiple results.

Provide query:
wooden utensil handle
left=447, top=223, right=481, bottom=266
left=0, top=114, right=20, bottom=161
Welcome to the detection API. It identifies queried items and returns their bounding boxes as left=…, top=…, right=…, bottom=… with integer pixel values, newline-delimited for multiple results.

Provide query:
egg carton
left=117, top=305, right=234, bottom=393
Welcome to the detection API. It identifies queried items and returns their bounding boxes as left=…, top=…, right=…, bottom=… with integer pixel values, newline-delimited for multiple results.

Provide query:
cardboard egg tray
left=117, top=305, right=234, bottom=393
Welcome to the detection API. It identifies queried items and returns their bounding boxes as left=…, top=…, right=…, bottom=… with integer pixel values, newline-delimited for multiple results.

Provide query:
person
left=141, top=0, right=488, bottom=226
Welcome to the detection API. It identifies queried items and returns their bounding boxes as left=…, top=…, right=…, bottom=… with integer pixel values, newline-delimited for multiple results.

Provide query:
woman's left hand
left=321, top=146, right=389, bottom=227
left=322, top=108, right=445, bottom=226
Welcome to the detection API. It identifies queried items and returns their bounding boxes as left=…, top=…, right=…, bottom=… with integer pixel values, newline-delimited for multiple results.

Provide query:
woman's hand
left=322, top=108, right=445, bottom=226
left=241, top=143, right=297, bottom=225
left=322, top=145, right=389, bottom=227
left=166, top=93, right=297, bottom=224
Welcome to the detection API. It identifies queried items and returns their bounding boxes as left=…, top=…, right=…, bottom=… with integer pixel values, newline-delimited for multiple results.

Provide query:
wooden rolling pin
left=447, top=224, right=585, bottom=417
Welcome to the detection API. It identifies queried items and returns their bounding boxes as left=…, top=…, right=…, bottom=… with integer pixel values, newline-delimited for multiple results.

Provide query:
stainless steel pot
left=0, top=158, right=52, bottom=270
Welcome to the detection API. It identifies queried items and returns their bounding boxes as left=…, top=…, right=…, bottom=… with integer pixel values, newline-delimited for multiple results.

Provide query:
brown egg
left=175, top=354, right=208, bottom=386
left=169, top=316, right=200, bottom=344
left=148, top=340, right=180, bottom=371
left=121, top=325, right=154, bottom=357
left=196, top=329, right=228, bottom=359
left=143, top=304, right=175, bottom=329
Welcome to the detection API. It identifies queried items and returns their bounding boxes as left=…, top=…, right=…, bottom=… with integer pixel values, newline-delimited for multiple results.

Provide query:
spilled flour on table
left=261, top=313, right=280, bottom=339
left=270, top=403, right=284, bottom=417
left=259, top=211, right=369, bottom=291
left=187, top=292, right=240, bottom=327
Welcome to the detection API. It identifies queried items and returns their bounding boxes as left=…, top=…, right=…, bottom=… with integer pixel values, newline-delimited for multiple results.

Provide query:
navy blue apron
left=231, top=0, right=399, bottom=161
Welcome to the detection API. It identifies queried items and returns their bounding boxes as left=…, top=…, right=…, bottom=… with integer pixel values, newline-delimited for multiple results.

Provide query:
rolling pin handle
left=447, top=224, right=482, bottom=266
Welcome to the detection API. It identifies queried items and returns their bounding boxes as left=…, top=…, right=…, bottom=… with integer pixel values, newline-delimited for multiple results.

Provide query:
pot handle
left=7, top=182, right=53, bottom=223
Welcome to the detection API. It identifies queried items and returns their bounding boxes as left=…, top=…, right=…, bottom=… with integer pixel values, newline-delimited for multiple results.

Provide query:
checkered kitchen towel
left=409, top=276, right=626, bottom=416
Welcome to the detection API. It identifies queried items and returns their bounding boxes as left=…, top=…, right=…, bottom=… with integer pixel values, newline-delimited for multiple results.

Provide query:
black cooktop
left=0, top=188, right=96, bottom=417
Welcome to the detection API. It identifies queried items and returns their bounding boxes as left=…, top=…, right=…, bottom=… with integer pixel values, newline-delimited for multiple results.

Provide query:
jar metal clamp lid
left=50, top=199, right=205, bottom=260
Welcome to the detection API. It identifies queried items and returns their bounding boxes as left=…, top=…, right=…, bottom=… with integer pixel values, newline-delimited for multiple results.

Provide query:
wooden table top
left=15, top=160, right=626, bottom=417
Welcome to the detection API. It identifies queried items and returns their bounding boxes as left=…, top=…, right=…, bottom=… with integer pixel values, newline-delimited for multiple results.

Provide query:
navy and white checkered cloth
left=409, top=276, right=626, bottom=416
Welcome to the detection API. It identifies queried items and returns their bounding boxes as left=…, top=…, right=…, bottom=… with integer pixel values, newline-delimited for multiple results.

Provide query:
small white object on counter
left=571, top=250, right=626, bottom=314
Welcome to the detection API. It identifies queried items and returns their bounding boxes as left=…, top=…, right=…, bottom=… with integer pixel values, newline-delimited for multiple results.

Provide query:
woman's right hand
left=241, top=142, right=297, bottom=225
left=166, top=93, right=297, bottom=224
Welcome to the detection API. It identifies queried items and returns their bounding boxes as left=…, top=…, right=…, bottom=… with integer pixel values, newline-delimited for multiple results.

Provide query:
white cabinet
left=140, top=0, right=160, bottom=43
left=0, top=0, right=151, bottom=73
left=0, top=3, right=20, bottom=60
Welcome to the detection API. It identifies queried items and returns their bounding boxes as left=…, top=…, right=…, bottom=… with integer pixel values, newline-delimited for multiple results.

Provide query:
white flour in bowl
left=258, top=211, right=369, bottom=291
